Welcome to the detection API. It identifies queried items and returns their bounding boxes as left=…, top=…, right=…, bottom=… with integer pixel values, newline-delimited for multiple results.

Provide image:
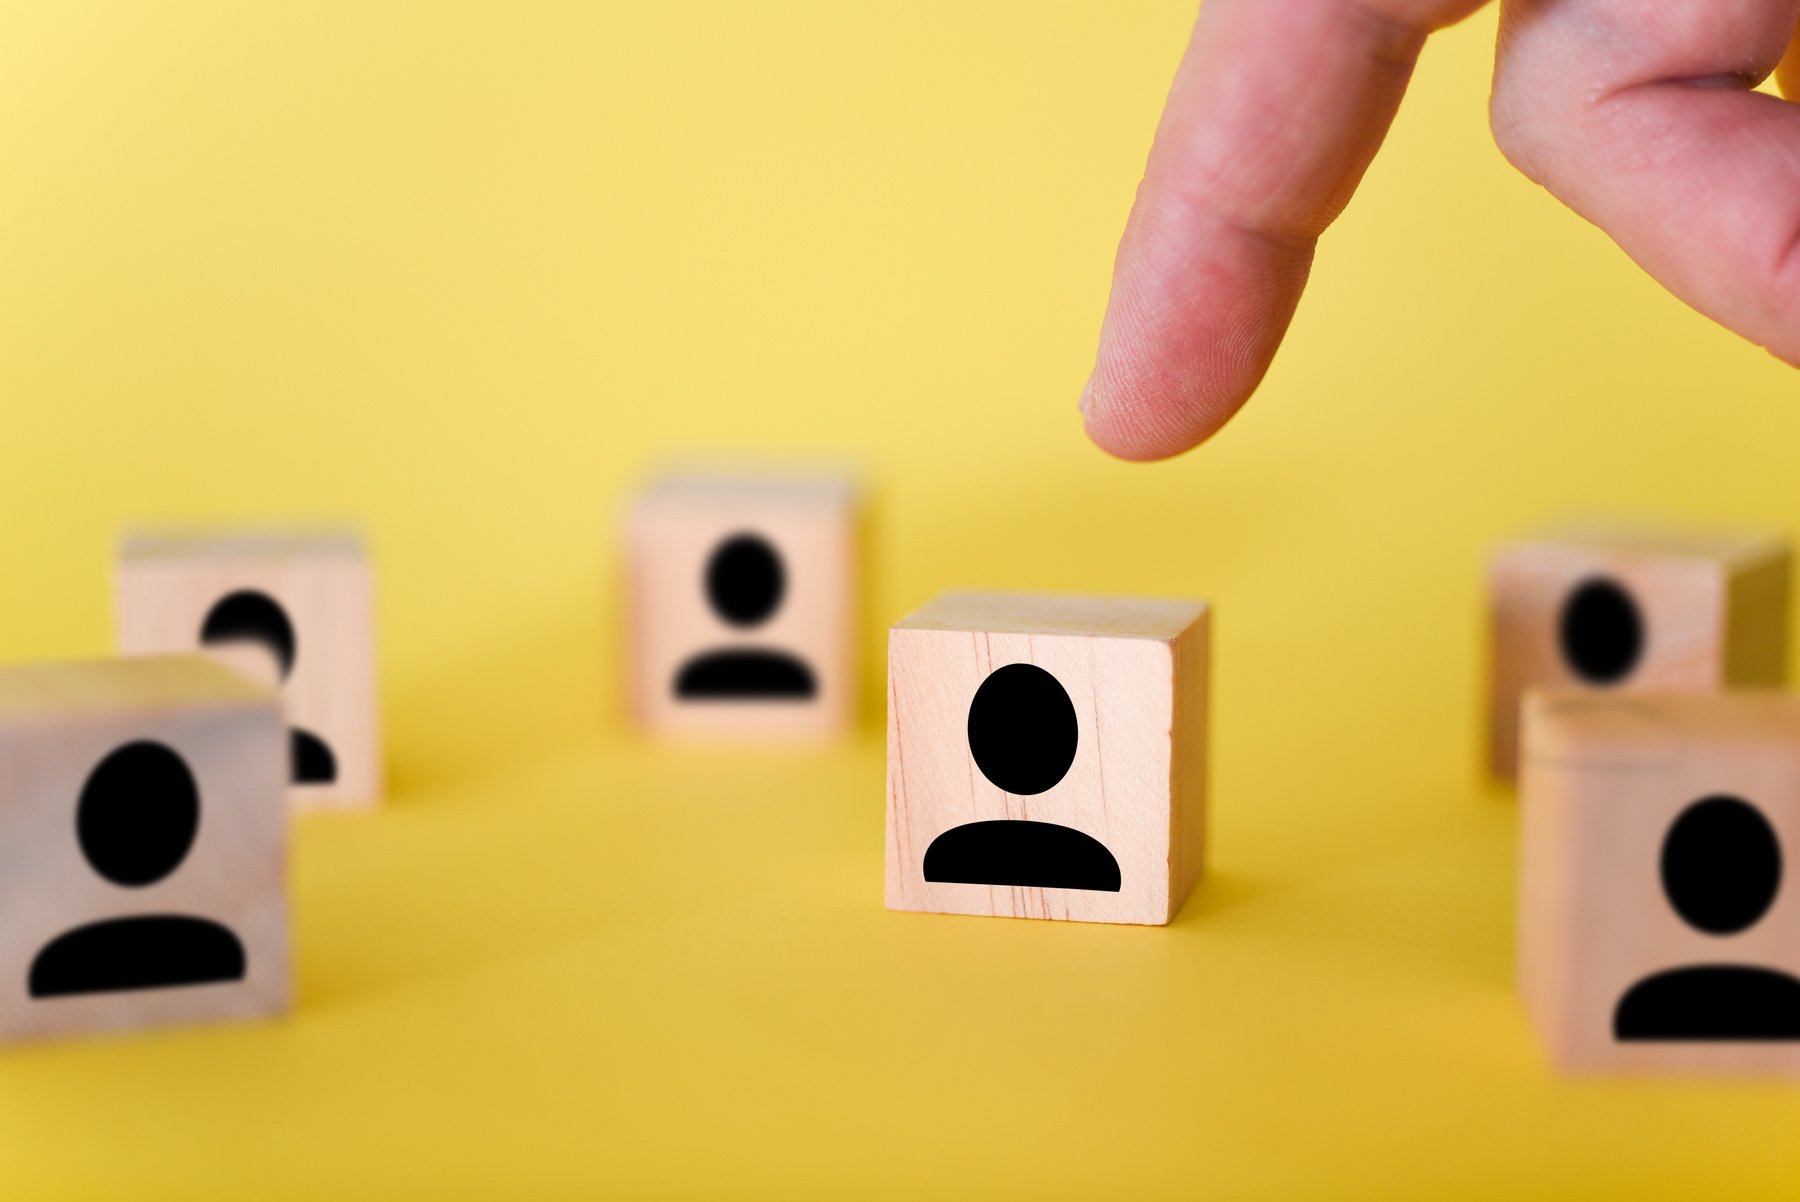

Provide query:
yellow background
left=2, top=2, right=1799, bottom=1197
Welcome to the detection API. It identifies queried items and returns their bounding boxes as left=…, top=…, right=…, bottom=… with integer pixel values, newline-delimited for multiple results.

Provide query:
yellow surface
left=2, top=2, right=1800, bottom=1197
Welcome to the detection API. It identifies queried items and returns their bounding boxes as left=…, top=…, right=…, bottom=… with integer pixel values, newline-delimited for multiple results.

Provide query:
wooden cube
left=115, top=530, right=383, bottom=810
left=885, top=591, right=1209, bottom=926
left=1520, top=690, right=1800, bottom=1074
left=0, top=656, right=289, bottom=1044
left=625, top=469, right=861, bottom=739
left=1487, top=521, right=1788, bottom=778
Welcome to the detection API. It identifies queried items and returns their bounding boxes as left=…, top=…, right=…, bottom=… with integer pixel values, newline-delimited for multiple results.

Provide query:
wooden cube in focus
left=0, top=656, right=289, bottom=1044
left=116, top=530, right=383, bottom=810
left=626, top=469, right=860, bottom=739
left=885, top=592, right=1209, bottom=926
left=1487, top=521, right=1788, bottom=778
left=1520, top=690, right=1800, bottom=1074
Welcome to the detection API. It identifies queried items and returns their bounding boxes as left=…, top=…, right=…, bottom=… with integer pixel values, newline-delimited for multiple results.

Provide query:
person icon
left=673, top=533, right=817, bottom=699
left=29, top=741, right=246, bottom=998
left=201, top=590, right=337, bottom=784
left=1614, top=794, right=1800, bottom=1040
left=922, top=662, right=1121, bottom=891
left=1559, top=576, right=1645, bottom=686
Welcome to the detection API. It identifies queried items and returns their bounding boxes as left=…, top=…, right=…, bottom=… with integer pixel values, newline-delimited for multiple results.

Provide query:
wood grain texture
left=115, top=530, right=383, bottom=810
left=0, top=656, right=288, bottom=1044
left=625, top=469, right=860, bottom=740
left=885, top=591, right=1209, bottom=926
left=1519, top=690, right=1800, bottom=1075
left=1487, top=520, right=1789, bottom=778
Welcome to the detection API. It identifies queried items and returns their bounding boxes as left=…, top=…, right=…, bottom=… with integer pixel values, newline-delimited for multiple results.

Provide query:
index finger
left=1082, top=0, right=1489, bottom=460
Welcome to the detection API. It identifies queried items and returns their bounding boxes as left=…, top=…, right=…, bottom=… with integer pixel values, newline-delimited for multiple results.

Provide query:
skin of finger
left=1492, top=0, right=1800, bottom=363
left=1084, top=0, right=1487, bottom=461
left=1085, top=202, right=1314, bottom=460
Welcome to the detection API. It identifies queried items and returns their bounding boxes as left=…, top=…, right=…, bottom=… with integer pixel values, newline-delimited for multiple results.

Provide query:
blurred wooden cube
left=116, top=530, right=383, bottom=810
left=0, top=656, right=289, bottom=1044
left=1520, top=690, right=1800, bottom=1074
left=885, top=591, right=1209, bottom=926
left=625, top=469, right=861, bottom=739
left=1487, top=521, right=1788, bottom=778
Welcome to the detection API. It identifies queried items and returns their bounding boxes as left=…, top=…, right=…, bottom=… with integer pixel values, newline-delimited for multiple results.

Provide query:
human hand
left=1081, top=0, right=1800, bottom=460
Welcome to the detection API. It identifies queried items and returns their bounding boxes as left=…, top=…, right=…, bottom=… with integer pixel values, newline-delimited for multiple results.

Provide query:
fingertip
left=1767, top=341, right=1800, bottom=371
left=1080, top=373, right=1231, bottom=463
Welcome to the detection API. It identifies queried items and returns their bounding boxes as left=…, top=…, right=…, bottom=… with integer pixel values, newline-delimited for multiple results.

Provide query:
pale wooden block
left=0, top=655, right=289, bottom=1044
left=885, top=591, right=1209, bottom=926
left=115, top=530, right=383, bottom=810
left=625, top=469, right=861, bottom=739
left=1488, top=520, right=1788, bottom=778
left=1520, top=690, right=1800, bottom=1074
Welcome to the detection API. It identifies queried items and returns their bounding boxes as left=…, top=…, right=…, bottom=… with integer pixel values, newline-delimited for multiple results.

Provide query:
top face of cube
left=1511, top=520, right=1783, bottom=567
left=635, top=470, right=859, bottom=509
left=1520, top=691, right=1800, bottom=1072
left=885, top=592, right=1208, bottom=927
left=115, top=528, right=381, bottom=808
left=0, top=653, right=274, bottom=721
left=627, top=469, right=861, bottom=738
left=891, top=590, right=1209, bottom=641
left=0, top=656, right=288, bottom=1043
left=120, top=529, right=365, bottom=562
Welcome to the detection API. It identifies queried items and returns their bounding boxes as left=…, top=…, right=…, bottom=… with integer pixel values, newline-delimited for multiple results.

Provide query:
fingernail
left=1078, top=372, right=1095, bottom=418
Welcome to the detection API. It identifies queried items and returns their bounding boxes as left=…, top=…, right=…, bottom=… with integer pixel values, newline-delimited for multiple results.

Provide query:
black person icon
left=29, top=741, right=246, bottom=998
left=1613, top=795, right=1800, bottom=1041
left=1558, top=577, right=1645, bottom=686
left=201, top=590, right=337, bottom=784
left=922, top=663, right=1122, bottom=891
left=673, top=533, right=817, bottom=700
